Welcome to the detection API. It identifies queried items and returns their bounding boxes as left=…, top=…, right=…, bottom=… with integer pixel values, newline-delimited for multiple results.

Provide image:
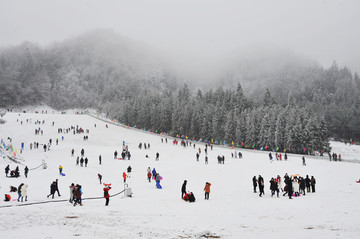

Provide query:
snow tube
left=156, top=182, right=162, bottom=189
left=356, top=181, right=360, bottom=183
left=61, top=173, right=66, bottom=176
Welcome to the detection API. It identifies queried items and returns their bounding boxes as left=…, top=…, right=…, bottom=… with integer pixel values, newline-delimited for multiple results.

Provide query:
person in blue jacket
left=152, top=168, right=157, bottom=179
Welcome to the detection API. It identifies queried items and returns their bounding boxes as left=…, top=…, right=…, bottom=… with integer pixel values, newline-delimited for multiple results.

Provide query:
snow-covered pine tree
left=224, top=110, right=235, bottom=144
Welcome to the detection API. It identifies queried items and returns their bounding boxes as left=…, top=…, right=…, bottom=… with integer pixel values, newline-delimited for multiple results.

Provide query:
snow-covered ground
left=329, top=141, right=360, bottom=161
left=0, top=112, right=359, bottom=239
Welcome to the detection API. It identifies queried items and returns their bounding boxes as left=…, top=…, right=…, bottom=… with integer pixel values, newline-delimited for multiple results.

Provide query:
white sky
left=0, top=0, right=359, bottom=73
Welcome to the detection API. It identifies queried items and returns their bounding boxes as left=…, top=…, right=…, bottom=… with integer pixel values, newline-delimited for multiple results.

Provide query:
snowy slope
left=0, top=112, right=359, bottom=239
left=329, top=141, right=360, bottom=161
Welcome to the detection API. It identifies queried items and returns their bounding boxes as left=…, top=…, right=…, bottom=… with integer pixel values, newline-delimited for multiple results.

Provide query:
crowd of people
left=253, top=174, right=316, bottom=199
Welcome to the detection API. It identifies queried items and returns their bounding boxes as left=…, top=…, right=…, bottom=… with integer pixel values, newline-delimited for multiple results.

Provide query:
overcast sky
left=0, top=0, right=359, bottom=73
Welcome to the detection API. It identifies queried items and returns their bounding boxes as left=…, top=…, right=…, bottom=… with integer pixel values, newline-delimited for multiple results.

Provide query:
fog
left=1, top=0, right=359, bottom=80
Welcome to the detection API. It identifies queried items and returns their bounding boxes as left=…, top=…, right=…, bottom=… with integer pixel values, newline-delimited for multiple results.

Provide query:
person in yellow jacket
left=203, top=182, right=211, bottom=200
left=59, top=165, right=63, bottom=175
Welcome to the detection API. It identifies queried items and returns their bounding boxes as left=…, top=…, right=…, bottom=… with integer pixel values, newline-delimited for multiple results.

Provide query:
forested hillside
left=0, top=30, right=178, bottom=109
left=0, top=30, right=359, bottom=153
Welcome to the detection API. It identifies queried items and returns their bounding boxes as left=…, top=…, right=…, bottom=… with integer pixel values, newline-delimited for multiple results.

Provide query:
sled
left=156, top=182, right=162, bottom=189
left=103, top=183, right=112, bottom=187
left=118, top=158, right=122, bottom=160
left=356, top=181, right=360, bottom=183
left=61, top=173, right=66, bottom=176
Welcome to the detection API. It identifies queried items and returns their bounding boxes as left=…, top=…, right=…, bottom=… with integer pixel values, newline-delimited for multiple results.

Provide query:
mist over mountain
left=0, top=30, right=359, bottom=143
left=0, top=30, right=179, bottom=109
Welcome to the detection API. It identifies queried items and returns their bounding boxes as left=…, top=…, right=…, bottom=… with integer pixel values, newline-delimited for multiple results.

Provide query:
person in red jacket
left=147, top=171, right=152, bottom=182
left=103, top=185, right=111, bottom=206
left=123, top=172, right=127, bottom=183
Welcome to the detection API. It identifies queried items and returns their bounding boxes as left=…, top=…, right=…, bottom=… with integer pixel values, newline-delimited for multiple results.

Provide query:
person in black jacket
left=284, top=175, right=293, bottom=199
left=270, top=178, right=279, bottom=197
left=5, top=165, right=10, bottom=177
left=47, top=181, right=56, bottom=199
left=305, top=175, right=311, bottom=193
left=17, top=183, right=24, bottom=202
left=252, top=176, right=257, bottom=193
left=300, top=177, right=306, bottom=195
left=311, top=176, right=316, bottom=192
left=55, top=179, right=61, bottom=196
left=24, top=166, right=29, bottom=178
left=156, top=152, right=160, bottom=161
left=188, top=192, right=195, bottom=202
left=103, top=186, right=111, bottom=206
left=258, top=175, right=264, bottom=197
left=181, top=180, right=187, bottom=199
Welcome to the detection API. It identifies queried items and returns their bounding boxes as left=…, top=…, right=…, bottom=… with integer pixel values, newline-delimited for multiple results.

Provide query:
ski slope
left=0, top=111, right=359, bottom=239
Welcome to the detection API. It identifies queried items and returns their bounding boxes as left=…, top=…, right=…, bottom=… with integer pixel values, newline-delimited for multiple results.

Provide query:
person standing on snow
left=17, top=183, right=24, bottom=201
left=127, top=166, right=132, bottom=177
left=293, top=177, right=300, bottom=197
left=181, top=180, right=187, bottom=199
left=123, top=172, right=127, bottom=183
left=277, top=175, right=283, bottom=192
left=103, top=185, right=111, bottom=206
left=24, top=166, right=29, bottom=178
left=147, top=171, right=152, bottom=182
left=270, top=178, right=279, bottom=197
left=85, top=157, right=88, bottom=167
left=156, top=152, right=159, bottom=161
left=73, top=184, right=83, bottom=206
left=5, top=165, right=10, bottom=177
left=152, top=168, right=157, bottom=179
left=203, top=182, right=211, bottom=200
left=252, top=176, right=257, bottom=193
left=114, top=150, right=118, bottom=159
left=311, top=176, right=316, bottom=192
left=305, top=175, right=311, bottom=193
left=21, top=184, right=28, bottom=202
left=99, top=155, right=102, bottom=165
left=55, top=179, right=61, bottom=197
left=69, top=183, right=75, bottom=203
left=47, top=181, right=56, bottom=199
left=258, top=175, right=264, bottom=197
left=59, top=165, right=63, bottom=175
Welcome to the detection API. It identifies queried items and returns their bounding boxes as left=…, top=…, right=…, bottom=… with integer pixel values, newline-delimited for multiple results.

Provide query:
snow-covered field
left=329, top=141, right=360, bottom=161
left=0, top=112, right=359, bottom=239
